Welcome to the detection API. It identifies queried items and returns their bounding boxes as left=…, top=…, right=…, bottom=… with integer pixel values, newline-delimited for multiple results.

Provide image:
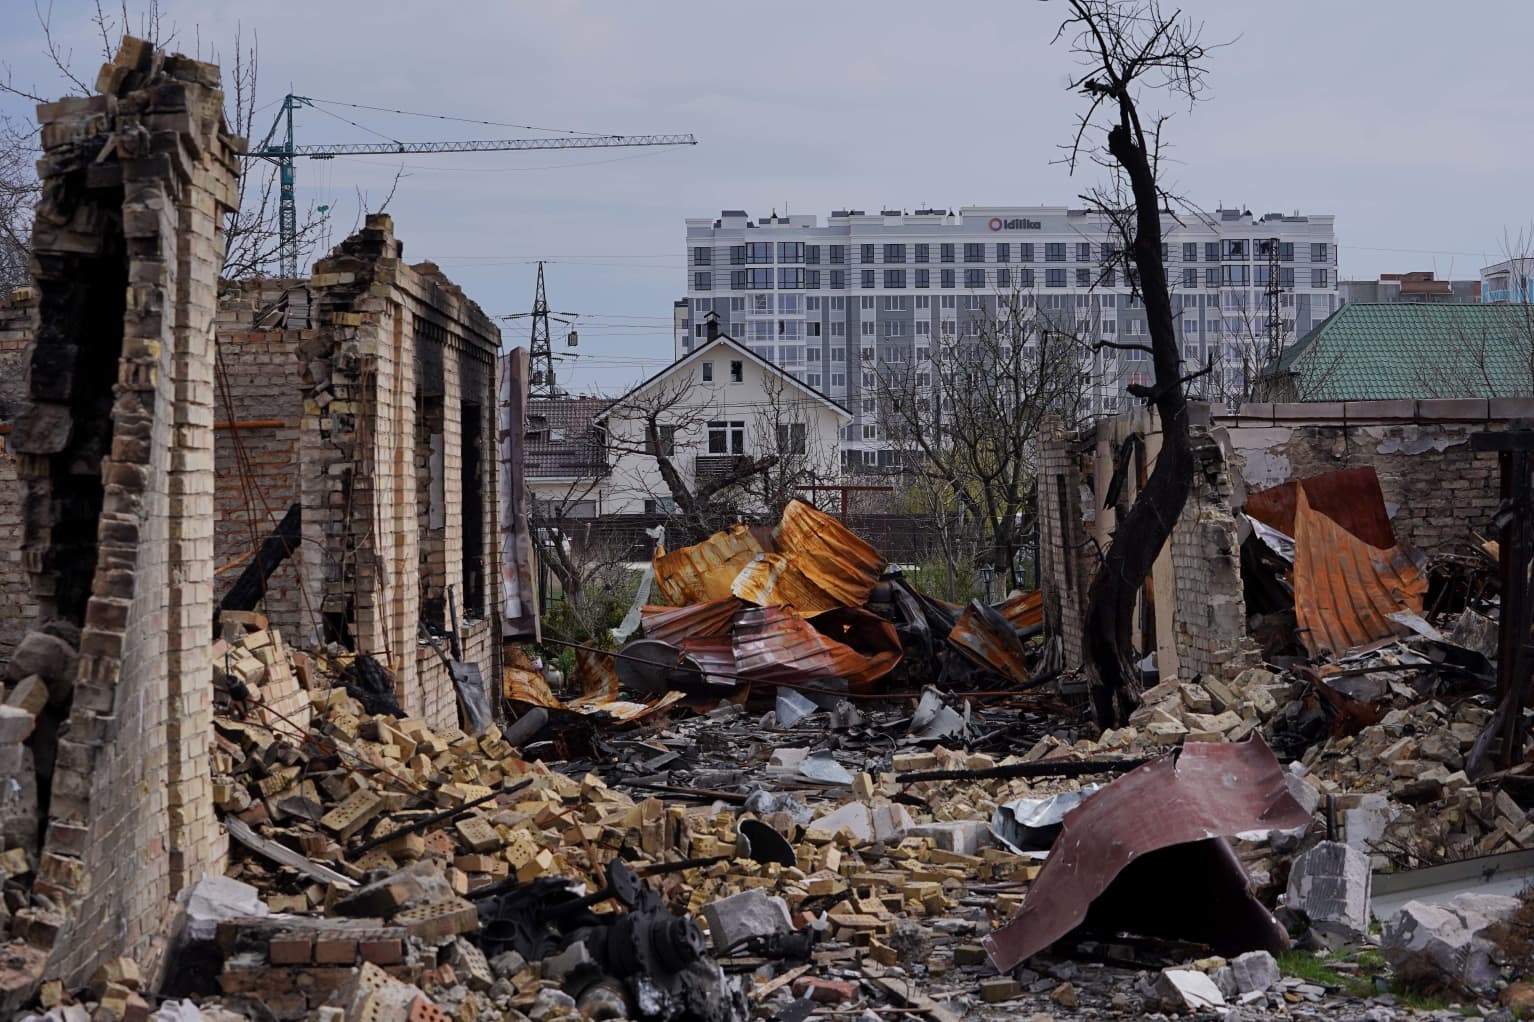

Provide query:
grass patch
left=1280, top=948, right=1476, bottom=1015
left=1277, top=950, right=1376, bottom=999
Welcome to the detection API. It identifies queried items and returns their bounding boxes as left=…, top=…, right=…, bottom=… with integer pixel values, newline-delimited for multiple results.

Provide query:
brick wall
left=0, top=38, right=240, bottom=1004
left=1166, top=430, right=1246, bottom=680
left=0, top=291, right=39, bottom=660
left=1036, top=418, right=1094, bottom=671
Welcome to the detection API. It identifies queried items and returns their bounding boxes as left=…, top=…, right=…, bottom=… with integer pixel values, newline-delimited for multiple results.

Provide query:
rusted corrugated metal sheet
left=678, top=639, right=738, bottom=689
left=772, top=499, right=886, bottom=608
left=1246, top=467, right=1397, bottom=548
left=574, top=647, right=620, bottom=700
left=640, top=598, right=743, bottom=646
left=808, top=607, right=904, bottom=688
left=995, top=589, right=1044, bottom=632
left=1293, top=487, right=1428, bottom=656
left=731, top=605, right=899, bottom=690
left=502, top=663, right=682, bottom=722
left=652, top=524, right=770, bottom=605
left=949, top=600, right=1031, bottom=684
left=731, top=552, right=843, bottom=616
left=983, top=737, right=1310, bottom=971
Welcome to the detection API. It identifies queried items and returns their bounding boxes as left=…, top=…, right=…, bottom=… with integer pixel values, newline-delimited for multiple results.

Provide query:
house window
left=644, top=497, right=677, bottom=515
left=884, top=269, right=906, bottom=289
left=1045, top=243, right=1066, bottom=262
left=1046, top=268, right=1066, bottom=287
left=884, top=244, right=906, bottom=263
left=965, top=268, right=985, bottom=289
left=861, top=270, right=876, bottom=288
left=861, top=244, right=876, bottom=263
left=647, top=423, right=678, bottom=457
left=707, top=420, right=745, bottom=455
left=941, top=295, right=956, bottom=309
left=694, top=325, right=706, bottom=337
left=830, top=296, right=845, bottom=310
left=915, top=243, right=930, bottom=263
left=1182, top=242, right=1197, bottom=262
left=730, top=360, right=743, bottom=383
left=861, top=369, right=875, bottom=385
left=862, top=424, right=878, bottom=440
left=701, top=362, right=713, bottom=382
left=940, top=243, right=955, bottom=263
left=778, top=242, right=804, bottom=263
left=915, top=295, right=931, bottom=309
left=996, top=243, right=1010, bottom=263
left=694, top=246, right=712, bottom=266
left=746, top=242, right=772, bottom=263
left=1311, top=243, right=1329, bottom=261
left=964, top=243, right=985, bottom=262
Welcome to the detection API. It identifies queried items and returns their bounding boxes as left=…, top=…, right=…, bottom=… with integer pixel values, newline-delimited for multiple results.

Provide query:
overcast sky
left=5, top=1, right=1532, bottom=393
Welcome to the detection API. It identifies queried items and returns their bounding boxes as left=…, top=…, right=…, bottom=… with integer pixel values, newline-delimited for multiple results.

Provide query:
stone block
left=1230, top=950, right=1280, bottom=994
left=811, top=802, right=873, bottom=842
left=1383, top=893, right=1520, bottom=992
left=1417, top=398, right=1489, bottom=421
left=0, top=706, right=36, bottom=744
left=1285, top=840, right=1371, bottom=947
left=1154, top=968, right=1226, bottom=1011
left=904, top=821, right=995, bottom=856
left=700, top=888, right=792, bottom=953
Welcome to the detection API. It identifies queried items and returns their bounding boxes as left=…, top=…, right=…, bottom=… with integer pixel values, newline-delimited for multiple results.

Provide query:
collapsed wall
left=1038, top=398, right=1531, bottom=682
left=0, top=38, right=241, bottom=1001
left=0, top=290, right=40, bottom=660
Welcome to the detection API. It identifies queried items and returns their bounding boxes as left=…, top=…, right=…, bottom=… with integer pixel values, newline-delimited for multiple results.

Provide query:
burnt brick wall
left=1037, top=419, right=1094, bottom=671
left=1167, top=430, right=1246, bottom=679
left=0, top=291, right=40, bottom=660
left=0, top=38, right=240, bottom=1003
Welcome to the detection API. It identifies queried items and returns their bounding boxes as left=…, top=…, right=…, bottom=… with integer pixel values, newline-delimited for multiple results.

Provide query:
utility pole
left=1266, top=236, right=1283, bottom=363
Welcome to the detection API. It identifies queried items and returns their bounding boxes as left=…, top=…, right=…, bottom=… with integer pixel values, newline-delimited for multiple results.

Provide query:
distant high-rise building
left=680, top=206, right=1338, bottom=470
left=1339, top=271, right=1479, bottom=306
left=1481, top=257, right=1534, bottom=304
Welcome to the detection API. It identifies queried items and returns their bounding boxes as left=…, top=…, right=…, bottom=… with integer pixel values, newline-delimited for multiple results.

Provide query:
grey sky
left=5, top=1, right=1532, bottom=393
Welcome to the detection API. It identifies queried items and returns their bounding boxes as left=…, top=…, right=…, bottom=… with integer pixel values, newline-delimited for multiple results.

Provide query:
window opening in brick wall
left=461, top=401, right=486, bottom=618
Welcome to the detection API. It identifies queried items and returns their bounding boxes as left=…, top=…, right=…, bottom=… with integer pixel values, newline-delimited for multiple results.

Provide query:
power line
left=306, top=97, right=617, bottom=137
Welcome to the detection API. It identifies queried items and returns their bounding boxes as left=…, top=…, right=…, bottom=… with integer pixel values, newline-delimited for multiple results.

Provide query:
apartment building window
left=915, top=243, right=930, bottom=263
left=807, top=344, right=821, bottom=358
left=915, top=320, right=931, bottom=336
left=1312, top=268, right=1329, bottom=287
left=751, top=293, right=771, bottom=313
left=1311, top=243, right=1329, bottom=261
left=860, top=243, right=876, bottom=263
left=882, top=320, right=906, bottom=337
left=806, top=245, right=820, bottom=264
left=861, top=270, right=876, bottom=288
left=1182, top=268, right=1197, bottom=288
left=996, top=242, right=1010, bottom=263
left=1101, top=294, right=1116, bottom=308
left=1101, top=319, right=1116, bottom=334
left=862, top=424, right=879, bottom=440
left=941, top=269, right=956, bottom=288
left=693, top=246, right=712, bottom=266
left=805, top=270, right=820, bottom=288
left=1045, top=243, right=1066, bottom=262
left=747, top=268, right=773, bottom=288
left=707, top=420, right=745, bottom=454
left=965, top=268, right=984, bottom=288
left=1074, top=242, right=1091, bottom=262
left=829, top=322, right=845, bottom=339
left=1018, top=243, right=1034, bottom=262
left=1255, top=265, right=1270, bottom=286
left=884, top=244, right=906, bottom=263
left=1280, top=242, right=1294, bottom=261
left=1279, top=267, right=1295, bottom=287
left=694, top=271, right=711, bottom=289
left=940, top=243, right=955, bottom=263
left=962, top=294, right=982, bottom=311
left=1223, top=239, right=1247, bottom=259
left=1204, top=242, right=1219, bottom=261
left=882, top=295, right=907, bottom=311
left=1204, top=267, right=1220, bottom=288
left=831, top=347, right=846, bottom=362
left=964, top=243, right=985, bottom=262
left=830, top=296, right=845, bottom=310
left=701, top=362, right=713, bottom=382
left=1046, top=268, right=1066, bottom=287
left=829, top=270, right=845, bottom=289
left=915, top=268, right=930, bottom=288
left=831, top=372, right=846, bottom=387
left=807, top=322, right=821, bottom=337
left=730, top=245, right=746, bottom=265
left=884, top=269, right=906, bottom=289
left=917, top=347, right=930, bottom=362
left=860, top=363, right=874, bottom=378
left=1075, top=268, right=1091, bottom=287
left=997, top=268, right=1011, bottom=288
left=940, top=320, right=956, bottom=336
left=746, top=242, right=772, bottom=263
left=829, top=245, right=846, bottom=264
left=729, top=271, right=745, bottom=290
left=778, top=242, right=804, bottom=263
left=860, top=295, right=876, bottom=310
left=730, top=297, right=745, bottom=312
left=777, top=268, right=805, bottom=288
left=1018, top=268, right=1035, bottom=288
left=1182, top=242, right=1197, bottom=262
left=861, top=321, right=875, bottom=337
left=941, top=295, right=956, bottom=308
left=915, top=295, right=930, bottom=310
left=1221, top=265, right=1249, bottom=286
left=806, top=372, right=821, bottom=388
left=729, top=360, right=743, bottom=382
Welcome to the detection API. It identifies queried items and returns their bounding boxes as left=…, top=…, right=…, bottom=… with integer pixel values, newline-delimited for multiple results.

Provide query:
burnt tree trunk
left=216, top=502, right=302, bottom=628
left=1082, top=120, right=1197, bottom=727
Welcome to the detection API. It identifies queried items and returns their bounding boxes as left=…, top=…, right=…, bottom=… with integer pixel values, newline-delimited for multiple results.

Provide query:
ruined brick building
left=0, top=39, right=508, bottom=1004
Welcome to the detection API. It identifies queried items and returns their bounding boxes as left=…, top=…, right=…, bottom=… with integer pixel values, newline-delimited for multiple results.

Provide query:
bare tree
left=873, top=287, right=1088, bottom=594
left=1057, top=0, right=1217, bottom=727
left=0, top=115, right=35, bottom=296
left=742, top=372, right=837, bottom=519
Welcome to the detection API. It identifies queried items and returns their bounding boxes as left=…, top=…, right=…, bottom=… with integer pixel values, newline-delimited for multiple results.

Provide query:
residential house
left=525, top=395, right=613, bottom=518
left=1257, top=302, right=1533, bottom=401
left=1482, top=257, right=1534, bottom=304
left=1339, top=271, right=1480, bottom=306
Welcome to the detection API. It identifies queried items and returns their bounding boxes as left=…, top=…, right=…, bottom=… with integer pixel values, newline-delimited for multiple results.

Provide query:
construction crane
left=244, top=94, right=697, bottom=277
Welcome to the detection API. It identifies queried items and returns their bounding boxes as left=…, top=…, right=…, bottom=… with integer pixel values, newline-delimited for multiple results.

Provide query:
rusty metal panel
left=731, top=605, right=899, bottom=689
left=502, top=661, right=683, bottom=722
left=995, top=589, right=1044, bottom=632
left=949, top=601, right=1032, bottom=684
left=652, top=524, right=770, bottom=605
left=640, top=598, right=743, bottom=646
left=772, top=499, right=885, bottom=608
left=983, top=737, right=1310, bottom=971
left=574, top=647, right=620, bottom=700
left=1246, top=466, right=1397, bottom=548
left=731, top=552, right=843, bottom=616
left=1293, top=487, right=1428, bottom=656
left=808, top=607, right=904, bottom=688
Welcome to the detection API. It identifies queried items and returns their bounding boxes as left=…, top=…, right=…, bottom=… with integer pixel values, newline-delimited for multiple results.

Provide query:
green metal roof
left=1269, top=302, right=1533, bottom=400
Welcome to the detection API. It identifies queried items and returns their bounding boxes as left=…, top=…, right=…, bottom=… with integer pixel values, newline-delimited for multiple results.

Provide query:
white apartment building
left=680, top=206, right=1338, bottom=470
